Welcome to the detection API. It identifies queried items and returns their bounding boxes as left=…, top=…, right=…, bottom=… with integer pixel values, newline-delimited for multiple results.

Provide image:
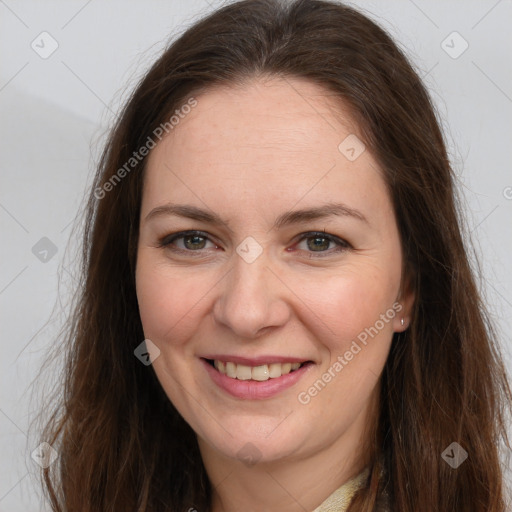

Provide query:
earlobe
left=394, top=309, right=410, bottom=332
left=394, top=313, right=408, bottom=332
left=395, top=272, right=415, bottom=332
left=397, top=315, right=408, bottom=331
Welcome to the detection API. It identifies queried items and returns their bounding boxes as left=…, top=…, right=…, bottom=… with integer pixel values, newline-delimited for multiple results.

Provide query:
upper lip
left=201, top=354, right=311, bottom=366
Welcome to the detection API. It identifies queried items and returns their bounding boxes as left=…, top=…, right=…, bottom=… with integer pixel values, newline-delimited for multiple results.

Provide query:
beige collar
left=313, top=467, right=370, bottom=512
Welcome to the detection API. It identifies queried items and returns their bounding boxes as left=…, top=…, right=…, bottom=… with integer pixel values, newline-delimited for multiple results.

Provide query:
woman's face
left=136, top=77, right=411, bottom=465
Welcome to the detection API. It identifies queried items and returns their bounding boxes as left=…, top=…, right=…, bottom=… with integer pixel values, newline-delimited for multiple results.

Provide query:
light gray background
left=1, top=0, right=511, bottom=509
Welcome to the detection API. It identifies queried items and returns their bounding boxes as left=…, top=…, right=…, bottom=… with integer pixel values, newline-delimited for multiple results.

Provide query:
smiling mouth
left=204, top=358, right=311, bottom=381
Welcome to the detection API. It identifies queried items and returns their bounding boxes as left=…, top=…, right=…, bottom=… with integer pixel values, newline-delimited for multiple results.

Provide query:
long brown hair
left=36, top=0, right=511, bottom=510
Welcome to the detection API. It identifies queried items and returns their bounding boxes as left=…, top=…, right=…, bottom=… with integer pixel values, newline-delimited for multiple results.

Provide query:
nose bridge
left=213, top=246, right=289, bottom=338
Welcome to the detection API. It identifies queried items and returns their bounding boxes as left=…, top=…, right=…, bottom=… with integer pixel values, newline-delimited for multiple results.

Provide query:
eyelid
left=293, top=231, right=350, bottom=247
left=158, top=230, right=218, bottom=249
left=158, top=230, right=351, bottom=256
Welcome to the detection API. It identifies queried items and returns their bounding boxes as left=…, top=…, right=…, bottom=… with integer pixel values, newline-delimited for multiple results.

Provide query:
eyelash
left=157, top=230, right=351, bottom=258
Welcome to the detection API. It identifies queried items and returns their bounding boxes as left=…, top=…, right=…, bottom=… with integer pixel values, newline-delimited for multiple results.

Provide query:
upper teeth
left=214, top=360, right=302, bottom=381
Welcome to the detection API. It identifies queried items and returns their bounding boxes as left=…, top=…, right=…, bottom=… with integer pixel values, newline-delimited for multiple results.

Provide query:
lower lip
left=201, top=359, right=313, bottom=400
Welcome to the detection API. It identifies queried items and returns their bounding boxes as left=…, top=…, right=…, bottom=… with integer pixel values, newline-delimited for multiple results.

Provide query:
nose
left=213, top=250, right=291, bottom=339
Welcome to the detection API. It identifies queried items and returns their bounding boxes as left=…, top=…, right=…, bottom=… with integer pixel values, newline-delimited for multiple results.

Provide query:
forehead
left=169, top=77, right=360, bottom=158
left=142, top=77, right=391, bottom=226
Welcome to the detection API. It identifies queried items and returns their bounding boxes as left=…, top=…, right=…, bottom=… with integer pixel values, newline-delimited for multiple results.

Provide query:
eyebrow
left=144, top=202, right=368, bottom=230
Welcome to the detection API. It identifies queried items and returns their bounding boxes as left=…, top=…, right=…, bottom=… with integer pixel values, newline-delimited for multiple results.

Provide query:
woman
left=37, top=0, right=511, bottom=510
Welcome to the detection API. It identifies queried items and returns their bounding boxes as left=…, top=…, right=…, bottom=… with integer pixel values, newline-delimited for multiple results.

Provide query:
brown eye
left=306, top=236, right=332, bottom=252
left=159, top=231, right=217, bottom=252
left=183, top=234, right=207, bottom=250
left=295, top=232, right=350, bottom=257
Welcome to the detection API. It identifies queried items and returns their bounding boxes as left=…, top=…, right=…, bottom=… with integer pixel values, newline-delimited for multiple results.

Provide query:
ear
left=393, top=270, right=415, bottom=332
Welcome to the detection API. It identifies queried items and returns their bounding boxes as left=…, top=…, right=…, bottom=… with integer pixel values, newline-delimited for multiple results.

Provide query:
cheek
left=300, top=262, right=399, bottom=378
left=135, top=254, right=209, bottom=345
left=306, top=268, right=397, bottom=338
left=296, top=270, right=398, bottom=413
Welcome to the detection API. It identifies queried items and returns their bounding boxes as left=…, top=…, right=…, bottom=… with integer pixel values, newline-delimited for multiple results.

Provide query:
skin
left=135, top=76, right=414, bottom=512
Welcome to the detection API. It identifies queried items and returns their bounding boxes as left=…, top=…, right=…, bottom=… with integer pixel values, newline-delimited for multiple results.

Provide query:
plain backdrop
left=0, top=0, right=511, bottom=509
